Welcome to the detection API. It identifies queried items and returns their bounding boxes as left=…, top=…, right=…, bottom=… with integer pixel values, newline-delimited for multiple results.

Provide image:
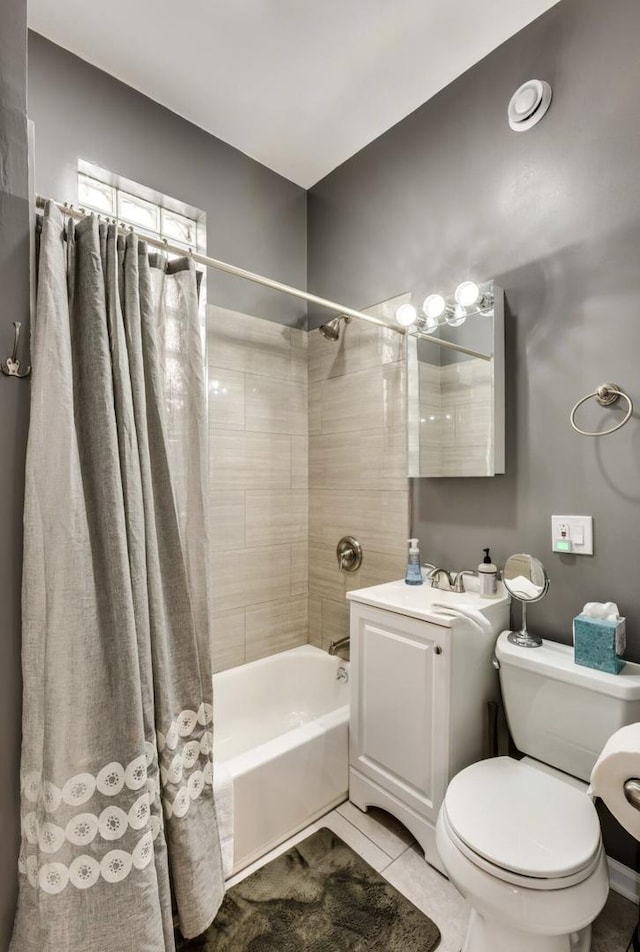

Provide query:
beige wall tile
left=308, top=491, right=323, bottom=543
left=308, top=596, right=322, bottom=647
left=208, top=368, right=245, bottom=430
left=210, top=430, right=291, bottom=491
left=309, top=381, right=322, bottom=435
left=213, top=544, right=291, bottom=612
left=291, top=543, right=308, bottom=595
left=321, top=597, right=350, bottom=651
left=320, top=362, right=405, bottom=435
left=344, top=547, right=407, bottom=592
left=245, top=491, right=307, bottom=546
left=210, top=491, right=245, bottom=551
left=208, top=305, right=292, bottom=379
left=309, top=543, right=346, bottom=602
left=291, top=435, right=308, bottom=489
left=208, top=308, right=310, bottom=659
left=245, top=374, right=307, bottom=435
left=309, top=432, right=359, bottom=491
left=358, top=320, right=404, bottom=371
left=308, top=324, right=362, bottom=382
left=245, top=596, right=308, bottom=661
left=211, top=608, right=245, bottom=673
left=290, top=327, right=308, bottom=381
left=317, top=491, right=408, bottom=555
left=359, top=427, right=407, bottom=492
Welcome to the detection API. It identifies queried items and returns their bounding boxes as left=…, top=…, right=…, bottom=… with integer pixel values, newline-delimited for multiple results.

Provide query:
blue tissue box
left=573, top=614, right=626, bottom=674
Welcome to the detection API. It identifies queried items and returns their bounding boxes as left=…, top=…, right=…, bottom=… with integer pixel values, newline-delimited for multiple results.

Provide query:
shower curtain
left=11, top=202, right=224, bottom=951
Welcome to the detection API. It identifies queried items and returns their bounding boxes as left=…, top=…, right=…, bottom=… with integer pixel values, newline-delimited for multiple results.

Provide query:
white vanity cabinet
left=347, top=580, right=510, bottom=872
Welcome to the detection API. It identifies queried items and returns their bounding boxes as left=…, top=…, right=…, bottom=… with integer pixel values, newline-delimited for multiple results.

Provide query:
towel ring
left=570, top=383, right=633, bottom=436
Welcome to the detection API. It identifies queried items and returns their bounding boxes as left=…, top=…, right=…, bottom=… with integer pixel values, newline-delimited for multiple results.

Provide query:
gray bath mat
left=177, top=826, right=441, bottom=951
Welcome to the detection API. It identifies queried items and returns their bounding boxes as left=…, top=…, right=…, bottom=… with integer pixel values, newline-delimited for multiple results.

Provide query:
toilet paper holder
left=624, top=778, right=640, bottom=810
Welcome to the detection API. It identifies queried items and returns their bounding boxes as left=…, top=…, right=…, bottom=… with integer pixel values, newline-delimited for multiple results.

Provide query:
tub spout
left=328, top=635, right=350, bottom=657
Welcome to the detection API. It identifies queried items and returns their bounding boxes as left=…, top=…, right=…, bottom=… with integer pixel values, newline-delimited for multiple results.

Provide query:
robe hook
left=1, top=322, right=31, bottom=378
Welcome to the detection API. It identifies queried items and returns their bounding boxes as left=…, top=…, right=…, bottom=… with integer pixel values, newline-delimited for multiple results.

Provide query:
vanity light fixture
left=395, top=303, right=419, bottom=327
left=454, top=281, right=494, bottom=311
left=454, top=281, right=480, bottom=307
left=423, top=294, right=446, bottom=320
left=396, top=280, right=494, bottom=334
left=447, top=304, right=468, bottom=328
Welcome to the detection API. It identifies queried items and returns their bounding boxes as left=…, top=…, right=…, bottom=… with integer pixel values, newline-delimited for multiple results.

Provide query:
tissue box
left=573, top=614, right=626, bottom=674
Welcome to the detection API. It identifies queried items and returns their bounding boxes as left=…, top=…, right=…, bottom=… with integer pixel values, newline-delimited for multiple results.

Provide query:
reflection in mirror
left=503, top=553, right=549, bottom=648
left=407, top=283, right=504, bottom=477
left=503, top=553, right=548, bottom=601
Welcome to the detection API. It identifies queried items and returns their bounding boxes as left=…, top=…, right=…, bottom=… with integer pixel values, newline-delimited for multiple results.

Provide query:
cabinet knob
left=434, top=645, right=443, bottom=655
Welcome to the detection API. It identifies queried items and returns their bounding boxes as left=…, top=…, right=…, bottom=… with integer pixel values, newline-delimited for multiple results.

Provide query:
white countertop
left=346, top=578, right=510, bottom=627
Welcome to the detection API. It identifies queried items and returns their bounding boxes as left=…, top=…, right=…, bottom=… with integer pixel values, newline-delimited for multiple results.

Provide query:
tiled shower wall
left=208, top=306, right=308, bottom=672
left=208, top=303, right=409, bottom=669
left=308, top=312, right=409, bottom=650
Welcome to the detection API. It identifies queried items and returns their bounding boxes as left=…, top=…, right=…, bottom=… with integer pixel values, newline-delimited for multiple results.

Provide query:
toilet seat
left=440, top=804, right=604, bottom=890
left=443, top=757, right=602, bottom=888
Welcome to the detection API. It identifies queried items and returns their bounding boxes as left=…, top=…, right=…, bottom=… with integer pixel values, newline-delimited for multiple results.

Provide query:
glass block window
left=78, top=171, right=202, bottom=254
left=78, top=175, right=115, bottom=216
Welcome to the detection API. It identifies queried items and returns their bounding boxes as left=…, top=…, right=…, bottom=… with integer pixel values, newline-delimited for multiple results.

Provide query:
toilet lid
left=444, top=757, right=601, bottom=879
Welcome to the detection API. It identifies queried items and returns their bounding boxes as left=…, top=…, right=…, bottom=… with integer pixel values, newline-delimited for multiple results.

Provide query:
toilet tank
left=495, top=632, right=640, bottom=782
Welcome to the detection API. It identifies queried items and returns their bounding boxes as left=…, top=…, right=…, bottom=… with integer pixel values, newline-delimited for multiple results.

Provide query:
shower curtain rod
left=35, top=196, right=492, bottom=362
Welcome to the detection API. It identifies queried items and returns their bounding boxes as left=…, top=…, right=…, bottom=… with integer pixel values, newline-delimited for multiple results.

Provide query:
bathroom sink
left=346, top=578, right=510, bottom=627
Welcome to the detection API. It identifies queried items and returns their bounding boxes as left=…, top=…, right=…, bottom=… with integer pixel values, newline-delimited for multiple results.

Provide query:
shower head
left=319, top=315, right=352, bottom=342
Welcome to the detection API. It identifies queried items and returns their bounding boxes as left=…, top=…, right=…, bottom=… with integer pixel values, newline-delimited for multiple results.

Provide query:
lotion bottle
left=478, top=547, right=497, bottom=598
left=405, top=539, right=424, bottom=586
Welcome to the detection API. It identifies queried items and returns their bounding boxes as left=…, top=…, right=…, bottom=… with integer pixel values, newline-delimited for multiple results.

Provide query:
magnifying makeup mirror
left=502, top=553, right=549, bottom=648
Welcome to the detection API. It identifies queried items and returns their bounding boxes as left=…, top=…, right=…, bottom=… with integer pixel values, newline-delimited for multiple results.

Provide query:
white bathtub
left=214, top=644, right=349, bottom=874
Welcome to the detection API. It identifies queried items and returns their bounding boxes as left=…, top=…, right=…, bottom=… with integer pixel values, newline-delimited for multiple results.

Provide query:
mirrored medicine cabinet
left=406, top=282, right=505, bottom=477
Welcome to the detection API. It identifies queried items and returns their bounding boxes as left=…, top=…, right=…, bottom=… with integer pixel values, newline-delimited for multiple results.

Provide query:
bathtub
left=213, top=644, right=349, bottom=874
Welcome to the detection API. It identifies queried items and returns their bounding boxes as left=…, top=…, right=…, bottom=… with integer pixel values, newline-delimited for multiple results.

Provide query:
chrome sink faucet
left=429, top=568, right=454, bottom=591
left=452, top=570, right=478, bottom=593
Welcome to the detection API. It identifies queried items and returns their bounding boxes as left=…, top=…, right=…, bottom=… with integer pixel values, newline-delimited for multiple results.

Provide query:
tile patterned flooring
left=226, top=800, right=638, bottom=952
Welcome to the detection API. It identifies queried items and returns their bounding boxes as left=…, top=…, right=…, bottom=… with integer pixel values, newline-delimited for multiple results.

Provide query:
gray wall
left=0, top=0, right=30, bottom=946
left=308, top=0, right=640, bottom=866
left=309, top=0, right=640, bottom=651
left=28, top=33, right=308, bottom=328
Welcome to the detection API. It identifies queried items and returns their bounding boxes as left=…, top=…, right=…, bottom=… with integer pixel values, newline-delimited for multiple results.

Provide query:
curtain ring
left=570, top=383, right=633, bottom=436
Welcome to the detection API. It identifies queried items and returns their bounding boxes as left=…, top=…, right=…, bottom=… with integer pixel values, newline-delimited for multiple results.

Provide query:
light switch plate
left=551, top=515, right=593, bottom=555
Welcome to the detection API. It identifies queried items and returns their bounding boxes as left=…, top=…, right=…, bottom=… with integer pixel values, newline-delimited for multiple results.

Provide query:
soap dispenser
left=405, top=539, right=424, bottom=586
left=478, top=547, right=497, bottom=598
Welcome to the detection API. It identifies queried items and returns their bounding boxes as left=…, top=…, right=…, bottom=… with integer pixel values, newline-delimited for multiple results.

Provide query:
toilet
left=436, top=630, right=640, bottom=952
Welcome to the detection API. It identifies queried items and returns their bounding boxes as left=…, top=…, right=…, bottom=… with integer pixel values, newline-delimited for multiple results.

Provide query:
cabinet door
left=350, top=605, right=450, bottom=822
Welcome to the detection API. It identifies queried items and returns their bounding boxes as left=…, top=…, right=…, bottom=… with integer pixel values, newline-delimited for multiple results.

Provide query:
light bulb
left=422, top=294, right=446, bottom=320
left=455, top=281, right=480, bottom=308
left=447, top=304, right=467, bottom=327
left=395, top=303, right=418, bottom=327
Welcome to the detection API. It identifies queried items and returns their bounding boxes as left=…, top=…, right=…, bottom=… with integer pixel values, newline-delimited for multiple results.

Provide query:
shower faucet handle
left=336, top=536, right=362, bottom=573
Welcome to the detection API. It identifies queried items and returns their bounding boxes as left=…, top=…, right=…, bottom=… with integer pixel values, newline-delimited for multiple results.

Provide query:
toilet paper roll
left=591, top=723, right=640, bottom=840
